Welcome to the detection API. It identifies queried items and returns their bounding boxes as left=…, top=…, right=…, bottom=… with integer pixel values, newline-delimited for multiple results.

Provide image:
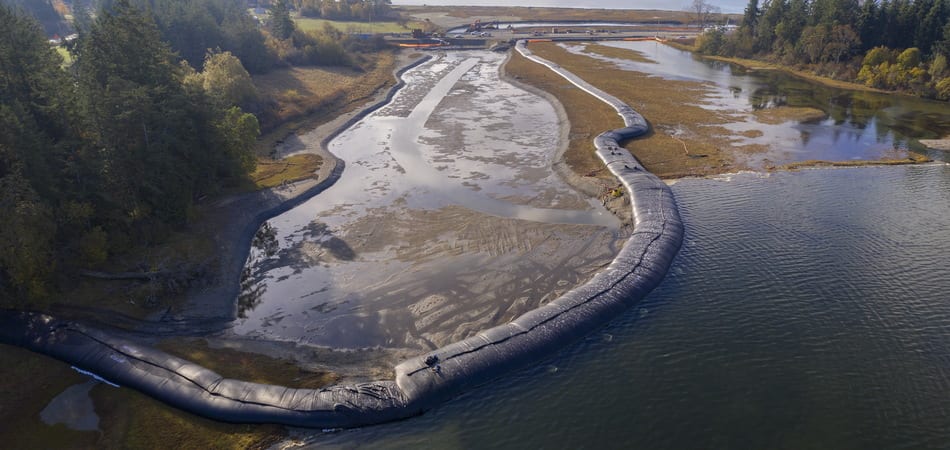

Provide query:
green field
left=294, top=17, right=410, bottom=34
left=55, top=46, right=73, bottom=66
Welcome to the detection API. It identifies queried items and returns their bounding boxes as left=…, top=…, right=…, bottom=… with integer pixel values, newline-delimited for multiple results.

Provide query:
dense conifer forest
left=0, top=0, right=389, bottom=304
left=697, top=0, right=950, bottom=98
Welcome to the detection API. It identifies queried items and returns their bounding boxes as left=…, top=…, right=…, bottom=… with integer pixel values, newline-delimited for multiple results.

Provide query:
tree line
left=0, top=0, right=265, bottom=304
left=697, top=0, right=950, bottom=99
left=292, top=0, right=394, bottom=22
left=1, top=0, right=396, bottom=305
left=87, top=0, right=378, bottom=74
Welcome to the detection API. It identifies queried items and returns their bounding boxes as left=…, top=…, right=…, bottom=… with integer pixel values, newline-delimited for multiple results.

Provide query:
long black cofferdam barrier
left=0, top=41, right=684, bottom=428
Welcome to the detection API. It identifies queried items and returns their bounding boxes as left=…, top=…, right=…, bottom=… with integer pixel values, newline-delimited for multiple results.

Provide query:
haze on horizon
left=392, top=0, right=747, bottom=14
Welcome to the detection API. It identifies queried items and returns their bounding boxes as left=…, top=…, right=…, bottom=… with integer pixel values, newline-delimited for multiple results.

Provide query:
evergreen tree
left=270, top=0, right=295, bottom=40
left=756, top=0, right=788, bottom=53
left=78, top=0, right=257, bottom=225
left=916, top=0, right=949, bottom=55
left=857, top=0, right=882, bottom=51
left=741, top=0, right=760, bottom=33
left=0, top=5, right=66, bottom=301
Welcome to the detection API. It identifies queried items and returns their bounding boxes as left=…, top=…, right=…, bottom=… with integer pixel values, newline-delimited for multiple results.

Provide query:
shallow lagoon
left=233, top=51, right=622, bottom=350
left=571, top=40, right=950, bottom=167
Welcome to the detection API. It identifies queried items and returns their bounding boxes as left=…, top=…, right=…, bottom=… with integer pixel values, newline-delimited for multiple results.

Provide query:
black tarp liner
left=0, top=41, right=683, bottom=428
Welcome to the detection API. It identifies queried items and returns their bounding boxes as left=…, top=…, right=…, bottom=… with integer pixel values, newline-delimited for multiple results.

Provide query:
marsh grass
left=509, top=42, right=743, bottom=178
left=582, top=43, right=657, bottom=64
left=782, top=154, right=932, bottom=170
left=155, top=338, right=339, bottom=387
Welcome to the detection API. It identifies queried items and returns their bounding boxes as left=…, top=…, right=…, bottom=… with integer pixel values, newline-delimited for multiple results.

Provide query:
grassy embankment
left=249, top=50, right=399, bottom=187
left=0, top=338, right=335, bottom=448
left=295, top=17, right=412, bottom=34
left=55, top=46, right=72, bottom=66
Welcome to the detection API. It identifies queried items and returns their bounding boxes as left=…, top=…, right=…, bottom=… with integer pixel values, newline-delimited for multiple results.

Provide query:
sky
left=392, top=0, right=748, bottom=15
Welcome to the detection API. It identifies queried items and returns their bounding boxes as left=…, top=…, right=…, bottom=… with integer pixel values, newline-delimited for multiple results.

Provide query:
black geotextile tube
left=0, top=42, right=683, bottom=428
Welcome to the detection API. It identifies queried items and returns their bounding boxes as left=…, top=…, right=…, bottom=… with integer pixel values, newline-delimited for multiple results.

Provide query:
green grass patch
left=0, top=345, right=99, bottom=449
left=251, top=153, right=323, bottom=189
left=295, top=17, right=408, bottom=34
left=55, top=46, right=73, bottom=67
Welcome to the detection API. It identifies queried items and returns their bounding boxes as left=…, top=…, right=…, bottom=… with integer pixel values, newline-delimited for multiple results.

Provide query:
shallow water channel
left=233, top=51, right=622, bottom=350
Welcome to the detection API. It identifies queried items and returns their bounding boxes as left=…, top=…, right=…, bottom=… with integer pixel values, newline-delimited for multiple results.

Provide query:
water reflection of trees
left=237, top=220, right=359, bottom=317
left=751, top=72, right=939, bottom=150
left=238, top=222, right=279, bottom=318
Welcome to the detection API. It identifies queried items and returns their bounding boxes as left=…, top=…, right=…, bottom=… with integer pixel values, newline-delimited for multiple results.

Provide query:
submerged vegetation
left=695, top=0, right=950, bottom=99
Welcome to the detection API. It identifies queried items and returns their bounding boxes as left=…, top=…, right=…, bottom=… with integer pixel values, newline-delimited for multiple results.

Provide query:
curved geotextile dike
left=0, top=43, right=683, bottom=428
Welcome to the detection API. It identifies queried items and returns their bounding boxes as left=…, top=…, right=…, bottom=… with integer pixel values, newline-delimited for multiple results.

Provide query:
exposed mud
left=231, top=51, right=627, bottom=353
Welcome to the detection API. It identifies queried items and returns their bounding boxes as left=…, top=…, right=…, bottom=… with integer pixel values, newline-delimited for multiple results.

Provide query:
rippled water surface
left=301, top=165, right=950, bottom=449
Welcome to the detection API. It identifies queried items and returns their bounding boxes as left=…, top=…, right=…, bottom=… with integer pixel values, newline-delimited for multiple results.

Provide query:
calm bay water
left=300, top=164, right=950, bottom=449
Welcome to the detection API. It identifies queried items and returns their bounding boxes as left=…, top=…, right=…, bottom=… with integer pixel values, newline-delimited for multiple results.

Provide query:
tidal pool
left=297, top=164, right=950, bottom=449
left=233, top=51, right=623, bottom=350
left=564, top=40, right=950, bottom=167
